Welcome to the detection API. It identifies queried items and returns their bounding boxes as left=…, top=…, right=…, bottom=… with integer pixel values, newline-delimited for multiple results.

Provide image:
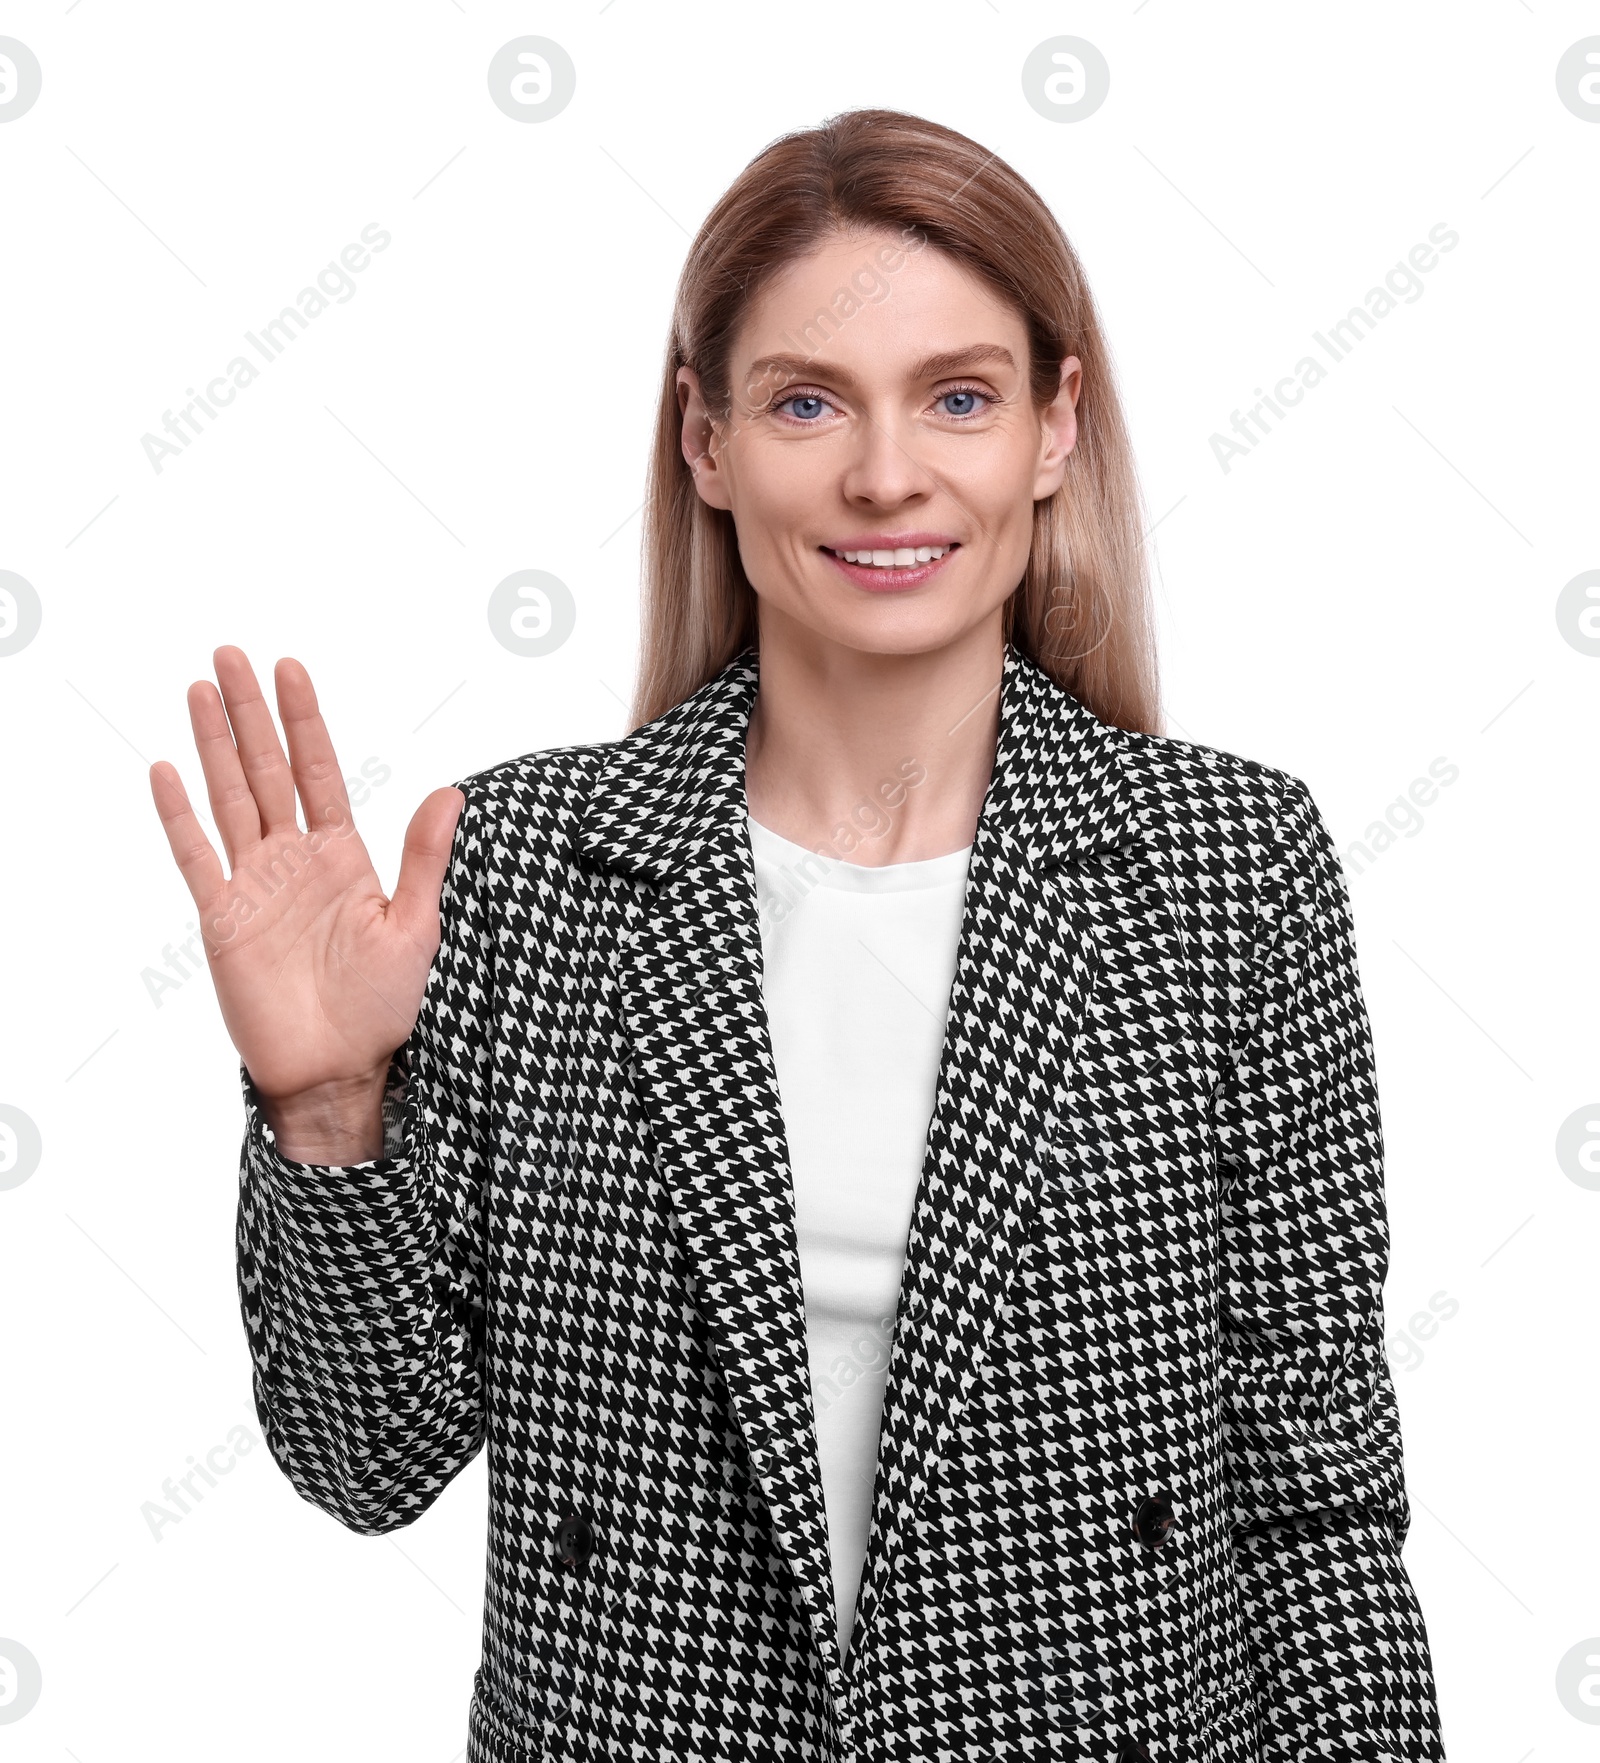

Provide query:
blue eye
left=779, top=394, right=831, bottom=422
left=940, top=389, right=985, bottom=417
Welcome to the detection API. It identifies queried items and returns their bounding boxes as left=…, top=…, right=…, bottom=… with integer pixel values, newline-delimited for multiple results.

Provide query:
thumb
left=389, top=786, right=466, bottom=950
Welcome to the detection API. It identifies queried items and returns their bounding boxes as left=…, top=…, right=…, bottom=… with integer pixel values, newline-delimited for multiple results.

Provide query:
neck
left=742, top=607, right=1004, bottom=865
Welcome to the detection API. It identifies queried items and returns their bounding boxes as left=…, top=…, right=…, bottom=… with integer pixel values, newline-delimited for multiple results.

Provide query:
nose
left=837, top=408, right=938, bottom=509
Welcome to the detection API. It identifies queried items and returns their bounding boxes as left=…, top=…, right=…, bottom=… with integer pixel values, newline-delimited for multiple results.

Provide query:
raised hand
left=149, top=646, right=463, bottom=1161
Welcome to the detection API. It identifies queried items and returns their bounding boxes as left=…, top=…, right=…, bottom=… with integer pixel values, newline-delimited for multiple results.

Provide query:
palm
left=150, top=647, right=463, bottom=1105
left=193, top=817, right=423, bottom=1102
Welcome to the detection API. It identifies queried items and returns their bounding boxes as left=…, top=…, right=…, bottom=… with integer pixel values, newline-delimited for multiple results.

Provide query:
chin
left=788, top=594, right=1006, bottom=660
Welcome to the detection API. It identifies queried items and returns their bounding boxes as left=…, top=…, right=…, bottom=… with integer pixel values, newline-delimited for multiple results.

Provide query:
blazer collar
left=575, top=640, right=1144, bottom=880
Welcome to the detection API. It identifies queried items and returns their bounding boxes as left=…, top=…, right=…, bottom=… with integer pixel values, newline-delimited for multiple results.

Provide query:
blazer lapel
left=573, top=649, right=844, bottom=1695
left=571, top=640, right=1181, bottom=1701
left=844, top=644, right=1155, bottom=1672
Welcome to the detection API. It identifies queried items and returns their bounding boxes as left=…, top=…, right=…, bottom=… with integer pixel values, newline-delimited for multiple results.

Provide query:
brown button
left=553, top=1512, right=594, bottom=1567
left=1132, top=1493, right=1176, bottom=1550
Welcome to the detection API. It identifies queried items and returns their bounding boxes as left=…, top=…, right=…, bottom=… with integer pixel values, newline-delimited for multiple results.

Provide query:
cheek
left=950, top=424, right=1043, bottom=514
left=729, top=448, right=828, bottom=561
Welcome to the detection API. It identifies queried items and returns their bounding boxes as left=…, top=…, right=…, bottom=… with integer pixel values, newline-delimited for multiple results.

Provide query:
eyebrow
left=741, top=343, right=1018, bottom=390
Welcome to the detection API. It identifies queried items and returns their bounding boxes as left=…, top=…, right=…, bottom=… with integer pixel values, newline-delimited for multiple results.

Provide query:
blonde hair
left=630, top=107, right=1160, bottom=736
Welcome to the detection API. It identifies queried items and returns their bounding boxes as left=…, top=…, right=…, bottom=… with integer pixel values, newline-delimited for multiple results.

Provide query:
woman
left=150, top=110, right=1444, bottom=1763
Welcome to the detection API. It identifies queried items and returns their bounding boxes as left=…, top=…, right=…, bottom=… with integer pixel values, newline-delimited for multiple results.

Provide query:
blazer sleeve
left=233, top=781, right=494, bottom=1536
left=1212, top=774, right=1445, bottom=1763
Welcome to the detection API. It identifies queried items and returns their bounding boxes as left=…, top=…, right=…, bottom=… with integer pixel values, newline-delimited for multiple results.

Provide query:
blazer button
left=1117, top=1743, right=1151, bottom=1763
left=1132, top=1493, right=1176, bottom=1550
left=553, top=1512, right=595, bottom=1567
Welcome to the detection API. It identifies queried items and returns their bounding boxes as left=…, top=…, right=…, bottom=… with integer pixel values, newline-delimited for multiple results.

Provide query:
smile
left=820, top=542, right=961, bottom=592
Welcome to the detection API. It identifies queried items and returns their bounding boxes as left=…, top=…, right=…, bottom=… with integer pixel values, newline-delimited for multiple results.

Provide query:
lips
left=831, top=545, right=950, bottom=568
left=820, top=541, right=961, bottom=593
left=822, top=532, right=960, bottom=558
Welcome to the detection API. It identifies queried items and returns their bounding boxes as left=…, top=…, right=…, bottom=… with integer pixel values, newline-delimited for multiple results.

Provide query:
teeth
left=837, top=545, right=950, bottom=566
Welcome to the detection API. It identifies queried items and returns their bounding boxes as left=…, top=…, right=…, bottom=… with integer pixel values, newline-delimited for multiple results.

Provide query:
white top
left=747, top=812, right=972, bottom=1662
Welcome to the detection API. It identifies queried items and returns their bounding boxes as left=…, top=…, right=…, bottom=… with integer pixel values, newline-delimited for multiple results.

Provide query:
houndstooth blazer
left=234, top=641, right=1445, bottom=1763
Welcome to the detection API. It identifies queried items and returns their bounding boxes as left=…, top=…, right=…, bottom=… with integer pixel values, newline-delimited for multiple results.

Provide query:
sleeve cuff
left=239, top=1048, right=416, bottom=1195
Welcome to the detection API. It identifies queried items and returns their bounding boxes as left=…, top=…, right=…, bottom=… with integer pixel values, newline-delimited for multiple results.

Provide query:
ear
left=676, top=365, right=733, bottom=512
left=1033, top=355, right=1083, bottom=500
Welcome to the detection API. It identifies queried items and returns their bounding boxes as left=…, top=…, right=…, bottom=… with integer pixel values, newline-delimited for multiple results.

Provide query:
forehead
left=729, top=227, right=1027, bottom=374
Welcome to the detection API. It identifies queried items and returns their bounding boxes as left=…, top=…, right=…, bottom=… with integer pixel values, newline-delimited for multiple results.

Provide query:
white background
left=1, top=2, right=1596, bottom=1758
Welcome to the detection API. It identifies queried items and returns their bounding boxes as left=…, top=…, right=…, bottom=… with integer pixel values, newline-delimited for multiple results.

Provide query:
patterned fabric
left=234, top=642, right=1444, bottom=1763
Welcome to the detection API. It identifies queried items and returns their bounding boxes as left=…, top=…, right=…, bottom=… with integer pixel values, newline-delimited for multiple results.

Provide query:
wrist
left=254, top=1069, right=390, bottom=1165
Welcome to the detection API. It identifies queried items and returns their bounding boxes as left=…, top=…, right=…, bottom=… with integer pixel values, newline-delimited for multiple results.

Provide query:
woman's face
left=677, top=226, right=1081, bottom=661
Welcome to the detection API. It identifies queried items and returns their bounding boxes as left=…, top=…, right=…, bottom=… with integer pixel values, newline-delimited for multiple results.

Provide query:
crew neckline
left=747, top=811, right=972, bottom=895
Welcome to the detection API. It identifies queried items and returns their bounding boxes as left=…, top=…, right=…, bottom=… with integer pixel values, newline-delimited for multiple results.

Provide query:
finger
left=213, top=645, right=299, bottom=833
left=388, top=788, right=466, bottom=953
left=149, top=760, right=226, bottom=913
left=188, top=677, right=261, bottom=868
left=274, top=656, right=354, bottom=837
